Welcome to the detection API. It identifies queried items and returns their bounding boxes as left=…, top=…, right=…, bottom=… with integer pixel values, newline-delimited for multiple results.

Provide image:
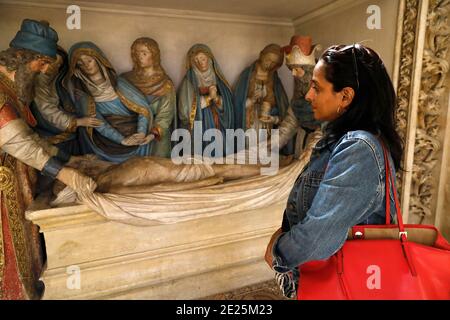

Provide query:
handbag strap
left=380, top=141, right=417, bottom=276
left=382, top=145, right=391, bottom=225
left=380, top=141, right=406, bottom=235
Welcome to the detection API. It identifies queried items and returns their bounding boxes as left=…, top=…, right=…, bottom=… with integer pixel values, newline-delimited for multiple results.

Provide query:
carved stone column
left=394, top=0, right=450, bottom=229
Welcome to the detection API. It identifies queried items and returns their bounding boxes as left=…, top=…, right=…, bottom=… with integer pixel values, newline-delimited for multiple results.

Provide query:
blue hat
left=9, top=19, right=59, bottom=58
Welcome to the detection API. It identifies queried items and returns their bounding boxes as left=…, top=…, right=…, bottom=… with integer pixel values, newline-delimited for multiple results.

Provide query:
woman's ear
left=340, top=87, right=355, bottom=111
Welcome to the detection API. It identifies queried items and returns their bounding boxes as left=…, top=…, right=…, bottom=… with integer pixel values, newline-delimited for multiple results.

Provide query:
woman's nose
left=305, top=87, right=314, bottom=103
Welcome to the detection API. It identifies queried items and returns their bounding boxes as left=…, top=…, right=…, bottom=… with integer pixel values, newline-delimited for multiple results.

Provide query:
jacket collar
left=314, top=124, right=339, bottom=152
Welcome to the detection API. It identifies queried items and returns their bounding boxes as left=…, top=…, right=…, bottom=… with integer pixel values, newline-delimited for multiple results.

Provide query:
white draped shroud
left=52, top=131, right=322, bottom=225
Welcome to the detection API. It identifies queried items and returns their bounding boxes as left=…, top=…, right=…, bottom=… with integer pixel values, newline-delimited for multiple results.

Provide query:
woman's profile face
left=305, top=60, right=343, bottom=122
left=134, top=43, right=153, bottom=68
left=77, top=54, right=100, bottom=77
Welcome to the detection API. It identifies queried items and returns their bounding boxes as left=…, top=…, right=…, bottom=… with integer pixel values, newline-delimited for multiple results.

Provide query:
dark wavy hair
left=320, top=44, right=403, bottom=170
left=0, top=47, right=50, bottom=71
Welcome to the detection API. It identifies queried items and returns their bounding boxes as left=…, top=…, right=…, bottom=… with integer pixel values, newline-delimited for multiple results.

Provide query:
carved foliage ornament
left=395, top=0, right=450, bottom=223
left=410, top=0, right=450, bottom=223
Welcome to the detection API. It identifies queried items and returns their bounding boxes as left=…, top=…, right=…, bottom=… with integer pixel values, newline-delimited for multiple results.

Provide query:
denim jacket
left=272, top=130, right=398, bottom=273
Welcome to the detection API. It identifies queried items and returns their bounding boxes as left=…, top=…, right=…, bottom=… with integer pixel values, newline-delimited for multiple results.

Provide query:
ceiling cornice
left=0, top=0, right=294, bottom=27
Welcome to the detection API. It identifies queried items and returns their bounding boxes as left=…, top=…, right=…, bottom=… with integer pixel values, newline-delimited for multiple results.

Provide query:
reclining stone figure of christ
left=51, top=153, right=294, bottom=205
left=45, top=131, right=321, bottom=225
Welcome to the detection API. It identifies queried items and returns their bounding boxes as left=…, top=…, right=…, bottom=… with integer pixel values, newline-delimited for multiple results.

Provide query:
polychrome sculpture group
left=0, top=19, right=320, bottom=299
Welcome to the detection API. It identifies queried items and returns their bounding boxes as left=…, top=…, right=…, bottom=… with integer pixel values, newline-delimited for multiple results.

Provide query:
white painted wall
left=0, top=0, right=403, bottom=101
left=0, top=2, right=295, bottom=97
left=294, top=0, right=400, bottom=76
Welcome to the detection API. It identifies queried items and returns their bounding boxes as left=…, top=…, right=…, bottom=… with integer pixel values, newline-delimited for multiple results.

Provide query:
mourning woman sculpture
left=234, top=44, right=289, bottom=147
left=121, top=37, right=176, bottom=158
left=31, top=46, right=102, bottom=156
left=67, top=41, right=156, bottom=163
left=177, top=44, right=234, bottom=155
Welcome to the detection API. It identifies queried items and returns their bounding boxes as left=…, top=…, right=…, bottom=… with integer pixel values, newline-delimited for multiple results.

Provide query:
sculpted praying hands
left=209, top=85, right=218, bottom=103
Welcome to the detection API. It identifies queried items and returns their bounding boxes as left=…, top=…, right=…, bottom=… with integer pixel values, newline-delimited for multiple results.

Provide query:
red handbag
left=297, top=143, right=450, bottom=300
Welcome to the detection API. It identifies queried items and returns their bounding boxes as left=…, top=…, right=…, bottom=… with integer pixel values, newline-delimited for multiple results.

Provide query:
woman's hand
left=122, top=133, right=153, bottom=146
left=259, top=115, right=279, bottom=124
left=265, top=228, right=283, bottom=268
left=209, top=85, right=218, bottom=100
left=139, top=134, right=155, bottom=145
left=252, top=84, right=267, bottom=104
left=132, top=132, right=146, bottom=140
left=76, top=116, right=103, bottom=128
left=121, top=134, right=143, bottom=146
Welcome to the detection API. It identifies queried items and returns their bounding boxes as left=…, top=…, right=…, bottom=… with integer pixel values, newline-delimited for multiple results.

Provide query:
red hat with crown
left=282, top=35, right=321, bottom=66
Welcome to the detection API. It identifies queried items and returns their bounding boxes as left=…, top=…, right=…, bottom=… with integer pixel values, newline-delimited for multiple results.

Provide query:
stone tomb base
left=26, top=201, right=284, bottom=299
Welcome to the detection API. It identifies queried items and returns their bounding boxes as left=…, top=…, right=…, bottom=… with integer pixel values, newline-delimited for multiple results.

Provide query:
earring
left=337, top=105, right=342, bottom=114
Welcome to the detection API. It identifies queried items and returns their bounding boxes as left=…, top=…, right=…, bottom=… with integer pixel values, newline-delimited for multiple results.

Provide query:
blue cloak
left=177, top=44, right=234, bottom=156
left=68, top=41, right=155, bottom=163
left=233, top=62, right=292, bottom=154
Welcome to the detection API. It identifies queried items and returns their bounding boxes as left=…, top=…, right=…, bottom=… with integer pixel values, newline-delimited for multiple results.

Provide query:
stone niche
left=0, top=0, right=300, bottom=299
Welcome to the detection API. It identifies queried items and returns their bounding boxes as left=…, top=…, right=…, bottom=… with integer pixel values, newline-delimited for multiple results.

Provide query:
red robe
left=0, top=72, right=44, bottom=300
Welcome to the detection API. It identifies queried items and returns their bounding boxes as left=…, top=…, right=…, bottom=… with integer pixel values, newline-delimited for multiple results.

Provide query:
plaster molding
left=293, top=0, right=368, bottom=27
left=44, top=226, right=276, bottom=276
left=0, top=0, right=294, bottom=27
left=26, top=204, right=106, bottom=231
